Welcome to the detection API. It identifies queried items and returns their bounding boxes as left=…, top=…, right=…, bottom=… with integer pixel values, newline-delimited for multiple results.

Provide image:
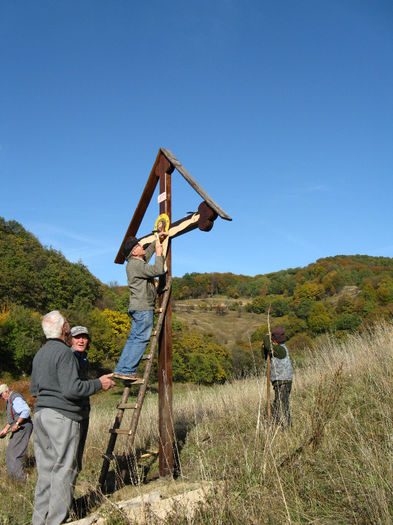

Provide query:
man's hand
left=155, top=239, right=164, bottom=256
left=0, top=426, right=10, bottom=438
left=99, top=373, right=116, bottom=391
left=11, top=423, right=20, bottom=432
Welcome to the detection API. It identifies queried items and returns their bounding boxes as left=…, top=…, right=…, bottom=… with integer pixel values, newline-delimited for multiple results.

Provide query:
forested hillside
left=173, top=255, right=393, bottom=352
left=0, top=219, right=231, bottom=382
left=1, top=218, right=392, bottom=382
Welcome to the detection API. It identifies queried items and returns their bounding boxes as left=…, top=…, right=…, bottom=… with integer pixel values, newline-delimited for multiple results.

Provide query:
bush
left=287, top=332, right=313, bottom=352
left=335, top=313, right=362, bottom=332
left=0, top=304, right=43, bottom=375
left=246, top=296, right=267, bottom=314
left=270, top=298, right=290, bottom=317
left=308, top=303, right=333, bottom=333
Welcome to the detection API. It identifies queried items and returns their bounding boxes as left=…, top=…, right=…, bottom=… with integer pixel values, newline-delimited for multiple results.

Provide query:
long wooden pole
left=266, top=307, right=272, bottom=419
left=158, top=171, right=174, bottom=477
left=267, top=355, right=271, bottom=419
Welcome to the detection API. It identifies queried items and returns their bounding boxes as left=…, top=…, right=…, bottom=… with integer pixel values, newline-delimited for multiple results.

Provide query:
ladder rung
left=117, top=403, right=138, bottom=409
left=115, top=378, right=144, bottom=385
left=154, top=308, right=163, bottom=314
left=151, top=330, right=157, bottom=337
left=141, top=354, right=152, bottom=360
left=140, top=450, right=159, bottom=459
left=109, top=429, right=133, bottom=435
left=131, top=379, right=144, bottom=385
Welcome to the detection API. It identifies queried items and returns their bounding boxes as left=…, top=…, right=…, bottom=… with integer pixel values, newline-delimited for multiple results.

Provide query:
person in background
left=30, top=310, right=115, bottom=525
left=70, top=325, right=91, bottom=472
left=263, top=326, right=293, bottom=427
left=0, top=384, right=33, bottom=483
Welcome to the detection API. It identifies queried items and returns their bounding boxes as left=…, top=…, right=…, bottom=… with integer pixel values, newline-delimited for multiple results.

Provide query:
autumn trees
left=1, top=218, right=393, bottom=380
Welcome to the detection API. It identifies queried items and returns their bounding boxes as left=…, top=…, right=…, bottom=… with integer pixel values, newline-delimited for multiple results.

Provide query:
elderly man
left=30, top=310, right=115, bottom=525
left=113, top=235, right=166, bottom=381
left=0, top=384, right=33, bottom=483
left=70, top=325, right=91, bottom=472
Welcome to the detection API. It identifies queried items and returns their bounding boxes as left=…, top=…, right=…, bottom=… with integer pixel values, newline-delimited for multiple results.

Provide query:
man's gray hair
left=42, top=310, right=66, bottom=339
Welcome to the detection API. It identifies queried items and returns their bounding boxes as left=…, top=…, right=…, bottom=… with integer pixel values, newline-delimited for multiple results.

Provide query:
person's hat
left=0, top=384, right=9, bottom=395
left=271, top=326, right=286, bottom=343
left=70, top=326, right=89, bottom=337
left=122, top=236, right=139, bottom=258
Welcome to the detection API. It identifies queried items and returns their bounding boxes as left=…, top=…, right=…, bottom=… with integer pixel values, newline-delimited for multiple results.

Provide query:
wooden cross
left=138, top=200, right=220, bottom=261
left=115, top=148, right=231, bottom=477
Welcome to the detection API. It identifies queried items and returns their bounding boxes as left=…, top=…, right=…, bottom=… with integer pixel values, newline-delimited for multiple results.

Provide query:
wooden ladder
left=98, top=277, right=172, bottom=490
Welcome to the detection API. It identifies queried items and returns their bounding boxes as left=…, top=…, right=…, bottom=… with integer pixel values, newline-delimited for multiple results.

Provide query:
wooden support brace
left=116, top=403, right=138, bottom=410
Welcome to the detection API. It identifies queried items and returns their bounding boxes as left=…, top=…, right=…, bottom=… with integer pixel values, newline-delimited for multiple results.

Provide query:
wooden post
left=266, top=308, right=272, bottom=419
left=158, top=171, right=174, bottom=477
left=267, top=355, right=271, bottom=419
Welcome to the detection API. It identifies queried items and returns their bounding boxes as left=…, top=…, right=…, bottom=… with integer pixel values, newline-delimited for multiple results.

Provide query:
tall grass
left=1, top=323, right=392, bottom=523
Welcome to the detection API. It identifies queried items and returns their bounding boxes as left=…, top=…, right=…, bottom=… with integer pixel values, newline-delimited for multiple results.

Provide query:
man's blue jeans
left=114, top=310, right=154, bottom=375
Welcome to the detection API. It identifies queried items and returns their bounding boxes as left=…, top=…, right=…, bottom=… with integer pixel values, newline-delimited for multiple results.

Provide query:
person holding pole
left=263, top=326, right=293, bottom=427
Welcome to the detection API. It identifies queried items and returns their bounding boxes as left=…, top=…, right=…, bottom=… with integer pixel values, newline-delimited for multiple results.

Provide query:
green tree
left=0, top=304, right=42, bottom=375
left=376, top=279, right=393, bottom=304
left=246, top=296, right=267, bottom=314
left=172, top=325, right=232, bottom=384
left=308, top=303, right=332, bottom=333
left=335, top=313, right=362, bottom=332
left=270, top=298, right=290, bottom=317
left=294, top=298, right=315, bottom=319
left=294, top=282, right=325, bottom=303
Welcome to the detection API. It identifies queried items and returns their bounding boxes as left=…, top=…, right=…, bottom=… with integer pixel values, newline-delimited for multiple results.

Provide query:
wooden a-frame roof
left=115, top=148, right=232, bottom=264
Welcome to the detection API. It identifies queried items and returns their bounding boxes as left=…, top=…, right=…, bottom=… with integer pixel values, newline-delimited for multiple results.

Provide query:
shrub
left=270, top=298, right=290, bottom=317
left=335, top=313, right=362, bottom=332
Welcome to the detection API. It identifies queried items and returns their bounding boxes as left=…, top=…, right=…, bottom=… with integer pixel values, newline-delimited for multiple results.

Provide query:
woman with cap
left=70, top=325, right=91, bottom=471
left=263, top=326, right=293, bottom=427
left=0, top=384, right=33, bottom=482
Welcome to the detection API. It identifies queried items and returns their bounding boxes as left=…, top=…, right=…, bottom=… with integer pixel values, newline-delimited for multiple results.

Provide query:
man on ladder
left=113, top=233, right=167, bottom=381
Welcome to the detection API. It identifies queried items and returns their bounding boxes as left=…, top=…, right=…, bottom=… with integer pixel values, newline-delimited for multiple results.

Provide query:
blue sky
left=1, top=1, right=392, bottom=285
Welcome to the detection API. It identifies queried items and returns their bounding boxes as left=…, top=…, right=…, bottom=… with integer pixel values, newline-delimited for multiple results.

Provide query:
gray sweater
left=126, top=242, right=165, bottom=311
left=30, top=339, right=102, bottom=422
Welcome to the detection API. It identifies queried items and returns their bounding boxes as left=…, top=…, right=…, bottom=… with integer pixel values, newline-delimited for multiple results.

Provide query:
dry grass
left=173, top=306, right=263, bottom=348
left=1, top=323, right=393, bottom=523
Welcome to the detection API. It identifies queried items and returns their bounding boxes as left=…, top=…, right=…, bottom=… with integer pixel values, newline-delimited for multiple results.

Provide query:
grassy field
left=0, top=322, right=392, bottom=523
left=173, top=298, right=263, bottom=348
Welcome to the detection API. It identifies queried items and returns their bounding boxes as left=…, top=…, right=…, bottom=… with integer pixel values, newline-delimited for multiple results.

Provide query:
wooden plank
left=114, top=151, right=173, bottom=264
left=116, top=403, right=138, bottom=409
left=138, top=213, right=200, bottom=247
left=160, top=148, right=232, bottom=221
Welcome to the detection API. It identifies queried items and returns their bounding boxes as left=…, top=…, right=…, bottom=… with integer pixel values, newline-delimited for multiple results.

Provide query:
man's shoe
left=113, top=373, right=143, bottom=382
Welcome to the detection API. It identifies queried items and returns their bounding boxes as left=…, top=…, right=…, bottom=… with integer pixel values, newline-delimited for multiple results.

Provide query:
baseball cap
left=70, top=326, right=89, bottom=337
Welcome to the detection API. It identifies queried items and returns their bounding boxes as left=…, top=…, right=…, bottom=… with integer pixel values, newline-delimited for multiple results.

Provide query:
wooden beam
left=114, top=152, right=173, bottom=264
left=138, top=213, right=200, bottom=247
left=158, top=171, right=174, bottom=478
left=160, top=148, right=232, bottom=222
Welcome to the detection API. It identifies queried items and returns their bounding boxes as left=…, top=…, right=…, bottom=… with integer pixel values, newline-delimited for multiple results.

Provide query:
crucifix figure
left=114, top=148, right=231, bottom=477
